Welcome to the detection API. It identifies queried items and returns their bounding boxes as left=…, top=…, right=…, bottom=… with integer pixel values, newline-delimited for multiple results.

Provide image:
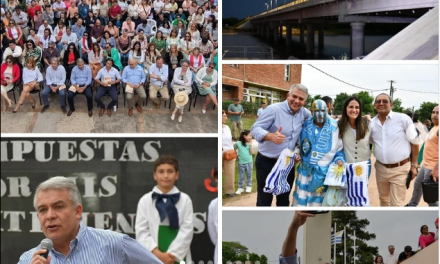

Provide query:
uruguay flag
left=331, top=230, right=344, bottom=245
left=346, top=161, right=370, bottom=206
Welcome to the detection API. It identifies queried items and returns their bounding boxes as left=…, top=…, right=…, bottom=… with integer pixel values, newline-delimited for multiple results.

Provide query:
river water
left=223, top=33, right=393, bottom=60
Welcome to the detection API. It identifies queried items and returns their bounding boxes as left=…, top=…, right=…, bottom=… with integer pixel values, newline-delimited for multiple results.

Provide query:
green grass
left=225, top=116, right=257, bottom=132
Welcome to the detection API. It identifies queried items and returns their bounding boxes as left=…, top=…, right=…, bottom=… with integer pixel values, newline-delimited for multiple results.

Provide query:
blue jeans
left=42, top=85, right=66, bottom=107
left=408, top=165, right=438, bottom=206
left=99, top=16, right=109, bottom=26
left=120, top=52, right=129, bottom=66
left=238, top=162, right=253, bottom=189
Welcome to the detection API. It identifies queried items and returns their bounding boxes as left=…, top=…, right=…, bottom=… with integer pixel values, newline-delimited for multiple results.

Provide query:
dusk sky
left=223, top=0, right=295, bottom=19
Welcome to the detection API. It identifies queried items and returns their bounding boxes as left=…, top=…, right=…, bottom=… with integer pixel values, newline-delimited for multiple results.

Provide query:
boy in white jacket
left=136, top=155, right=194, bottom=264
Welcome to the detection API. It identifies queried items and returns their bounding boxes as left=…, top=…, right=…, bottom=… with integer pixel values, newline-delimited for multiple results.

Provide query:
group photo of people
left=222, top=64, right=439, bottom=208
left=0, top=0, right=218, bottom=123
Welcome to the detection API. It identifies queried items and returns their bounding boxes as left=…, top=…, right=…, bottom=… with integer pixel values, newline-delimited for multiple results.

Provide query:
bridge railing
left=251, top=0, right=338, bottom=19
left=223, top=46, right=274, bottom=60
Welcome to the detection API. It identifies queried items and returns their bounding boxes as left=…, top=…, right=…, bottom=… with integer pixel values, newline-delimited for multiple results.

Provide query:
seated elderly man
left=122, top=58, right=147, bottom=116
left=195, top=62, right=218, bottom=113
left=94, top=58, right=122, bottom=117
left=149, top=56, right=169, bottom=109
left=41, top=58, right=67, bottom=114
left=67, top=58, right=93, bottom=117
left=292, top=99, right=345, bottom=207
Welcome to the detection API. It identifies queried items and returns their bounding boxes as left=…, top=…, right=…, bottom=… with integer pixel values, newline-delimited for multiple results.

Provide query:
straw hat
left=174, top=91, right=189, bottom=106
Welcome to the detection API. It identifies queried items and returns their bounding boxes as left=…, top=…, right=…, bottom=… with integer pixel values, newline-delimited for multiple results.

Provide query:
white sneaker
left=178, top=115, right=182, bottom=122
left=235, top=188, right=244, bottom=195
left=245, top=187, right=252, bottom=193
left=171, top=114, right=175, bottom=120
left=202, top=109, right=206, bottom=114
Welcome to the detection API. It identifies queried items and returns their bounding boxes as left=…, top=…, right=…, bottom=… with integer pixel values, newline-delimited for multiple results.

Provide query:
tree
left=418, top=102, right=438, bottom=123
left=392, top=98, right=404, bottom=113
left=355, top=91, right=374, bottom=115
left=331, top=211, right=378, bottom=264
left=259, top=255, right=268, bottom=264
left=236, top=253, right=248, bottom=263
left=248, top=253, right=260, bottom=263
left=223, top=241, right=249, bottom=254
left=222, top=243, right=237, bottom=264
left=333, top=93, right=350, bottom=115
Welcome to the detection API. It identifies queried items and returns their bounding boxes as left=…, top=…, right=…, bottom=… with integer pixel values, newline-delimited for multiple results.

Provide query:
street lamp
left=270, top=0, right=272, bottom=9
left=265, top=3, right=269, bottom=10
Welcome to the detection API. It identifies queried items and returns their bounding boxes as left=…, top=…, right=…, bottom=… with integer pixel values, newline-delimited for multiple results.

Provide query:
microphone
left=39, top=238, right=53, bottom=259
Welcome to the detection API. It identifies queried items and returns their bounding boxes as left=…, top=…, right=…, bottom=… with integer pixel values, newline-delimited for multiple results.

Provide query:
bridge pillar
left=318, top=25, right=325, bottom=54
left=306, top=24, right=315, bottom=55
left=260, top=24, right=265, bottom=37
left=299, top=24, right=305, bottom=45
left=266, top=24, right=271, bottom=39
left=351, top=22, right=365, bottom=59
left=285, top=24, right=292, bottom=46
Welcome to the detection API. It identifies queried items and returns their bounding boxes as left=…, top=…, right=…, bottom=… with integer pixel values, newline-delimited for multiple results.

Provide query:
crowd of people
left=222, top=84, right=439, bottom=208
left=1, top=0, right=219, bottom=120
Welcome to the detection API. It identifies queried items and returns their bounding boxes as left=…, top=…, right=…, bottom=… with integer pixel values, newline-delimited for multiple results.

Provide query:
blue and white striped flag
left=346, top=161, right=370, bottom=206
left=263, top=149, right=297, bottom=196
left=331, top=230, right=344, bottom=245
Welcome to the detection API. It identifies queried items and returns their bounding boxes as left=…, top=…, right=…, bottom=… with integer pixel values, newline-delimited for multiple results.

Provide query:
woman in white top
left=129, top=41, right=145, bottom=67
left=180, top=32, right=195, bottom=59
left=159, top=22, right=171, bottom=39
left=166, top=28, right=180, bottom=52
left=191, top=7, right=204, bottom=32
left=90, top=0, right=100, bottom=16
left=127, top=0, right=138, bottom=18
left=170, top=58, right=192, bottom=122
left=222, top=110, right=236, bottom=197
left=138, top=0, right=151, bottom=20
left=13, top=57, right=44, bottom=113
left=39, top=28, right=56, bottom=49
left=187, top=22, right=200, bottom=42
left=88, top=42, right=103, bottom=79
left=188, top=47, right=204, bottom=80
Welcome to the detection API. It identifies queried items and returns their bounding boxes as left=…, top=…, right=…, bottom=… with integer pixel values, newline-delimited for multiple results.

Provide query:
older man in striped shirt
left=18, top=176, right=162, bottom=264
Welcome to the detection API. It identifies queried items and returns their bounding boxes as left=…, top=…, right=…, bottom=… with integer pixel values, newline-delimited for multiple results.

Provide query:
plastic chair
left=147, top=19, right=157, bottom=36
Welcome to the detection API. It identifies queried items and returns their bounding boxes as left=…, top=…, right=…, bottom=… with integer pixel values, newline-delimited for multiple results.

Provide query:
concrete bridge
left=247, top=0, right=438, bottom=58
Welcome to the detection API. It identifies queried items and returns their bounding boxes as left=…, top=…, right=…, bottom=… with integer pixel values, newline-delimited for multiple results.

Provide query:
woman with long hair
left=159, top=21, right=171, bottom=39
left=209, top=19, right=218, bottom=48
left=79, top=31, right=95, bottom=63
left=187, top=22, right=200, bottom=42
left=104, top=20, right=119, bottom=38
left=195, top=62, right=217, bottom=113
left=116, top=29, right=131, bottom=66
left=3, top=11, right=13, bottom=27
left=54, top=20, right=66, bottom=45
left=5, top=19, right=23, bottom=46
left=419, top=225, right=436, bottom=249
left=27, top=28, right=41, bottom=47
left=323, top=96, right=371, bottom=206
left=144, top=42, right=161, bottom=73
left=166, top=28, right=180, bottom=52
left=63, top=42, right=80, bottom=80
left=191, top=7, right=204, bottom=32
left=129, top=41, right=145, bottom=67
left=222, top=110, right=236, bottom=197
left=85, top=10, right=97, bottom=31
left=150, top=30, right=166, bottom=58
left=100, top=30, right=116, bottom=49
left=188, top=47, right=204, bottom=80
left=13, top=57, right=43, bottom=113
left=174, top=19, right=186, bottom=39
left=165, top=43, right=183, bottom=82
left=180, top=32, right=194, bottom=59
left=90, top=0, right=100, bottom=16
left=22, top=39, right=43, bottom=70
left=88, top=42, right=103, bottom=79
left=127, top=0, right=139, bottom=19
left=188, top=0, right=197, bottom=16
left=1, top=56, right=20, bottom=112
left=39, top=28, right=56, bottom=49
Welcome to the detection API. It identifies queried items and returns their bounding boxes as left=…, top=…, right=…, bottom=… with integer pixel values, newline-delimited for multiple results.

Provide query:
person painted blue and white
left=292, top=99, right=345, bottom=207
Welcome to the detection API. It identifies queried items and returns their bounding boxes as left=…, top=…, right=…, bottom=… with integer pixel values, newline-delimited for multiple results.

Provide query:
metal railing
left=223, top=46, right=274, bottom=60
left=252, top=0, right=338, bottom=19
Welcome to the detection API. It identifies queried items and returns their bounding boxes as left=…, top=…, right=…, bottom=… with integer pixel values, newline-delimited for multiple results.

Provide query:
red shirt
left=109, top=5, right=121, bottom=18
left=68, top=52, right=75, bottom=64
left=27, top=5, right=42, bottom=19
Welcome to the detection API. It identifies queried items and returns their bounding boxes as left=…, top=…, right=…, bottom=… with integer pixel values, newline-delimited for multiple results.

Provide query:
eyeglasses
left=375, top=99, right=389, bottom=104
left=208, top=66, right=214, bottom=69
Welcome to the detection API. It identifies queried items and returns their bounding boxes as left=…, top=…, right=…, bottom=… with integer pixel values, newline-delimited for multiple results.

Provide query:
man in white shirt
left=370, top=93, right=420, bottom=206
left=2, top=40, right=23, bottom=63
left=153, top=0, right=164, bottom=19
left=257, top=102, right=266, bottom=118
left=385, top=245, right=398, bottom=264
left=37, top=19, right=54, bottom=36
left=59, top=27, right=77, bottom=51
left=149, top=56, right=169, bottom=109
left=12, top=6, right=29, bottom=38
left=52, top=0, right=66, bottom=24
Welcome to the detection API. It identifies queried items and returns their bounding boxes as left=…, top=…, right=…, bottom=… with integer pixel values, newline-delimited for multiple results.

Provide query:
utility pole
left=388, top=80, right=396, bottom=101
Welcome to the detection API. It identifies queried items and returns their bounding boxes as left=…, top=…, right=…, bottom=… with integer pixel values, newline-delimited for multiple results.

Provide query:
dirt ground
left=223, top=155, right=428, bottom=207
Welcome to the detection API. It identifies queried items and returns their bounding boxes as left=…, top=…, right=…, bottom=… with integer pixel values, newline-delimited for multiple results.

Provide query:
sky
left=223, top=0, right=290, bottom=19
left=222, top=210, right=439, bottom=262
left=300, top=64, right=439, bottom=110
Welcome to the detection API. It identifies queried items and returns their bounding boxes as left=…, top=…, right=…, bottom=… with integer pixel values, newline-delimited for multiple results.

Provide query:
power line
left=308, top=64, right=439, bottom=94
left=308, top=64, right=383, bottom=92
